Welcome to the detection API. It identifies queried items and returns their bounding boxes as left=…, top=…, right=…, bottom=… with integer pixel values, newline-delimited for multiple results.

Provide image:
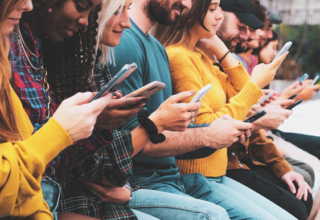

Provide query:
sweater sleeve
left=249, top=130, right=293, bottom=178
left=0, top=118, right=73, bottom=217
left=169, top=51, right=262, bottom=123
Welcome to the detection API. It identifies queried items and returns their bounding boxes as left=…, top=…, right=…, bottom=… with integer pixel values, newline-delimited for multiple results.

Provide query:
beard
left=216, top=15, right=239, bottom=52
left=145, top=0, right=184, bottom=25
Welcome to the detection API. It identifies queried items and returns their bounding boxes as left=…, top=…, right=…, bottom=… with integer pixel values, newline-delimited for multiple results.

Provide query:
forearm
left=140, top=128, right=206, bottom=157
left=131, top=125, right=152, bottom=156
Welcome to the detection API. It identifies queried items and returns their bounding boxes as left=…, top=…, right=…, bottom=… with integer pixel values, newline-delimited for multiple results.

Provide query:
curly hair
left=27, top=0, right=101, bottom=178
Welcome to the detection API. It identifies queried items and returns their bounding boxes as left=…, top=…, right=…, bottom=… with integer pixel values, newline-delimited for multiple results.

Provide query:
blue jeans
left=207, top=176, right=297, bottom=220
left=132, top=209, right=159, bottom=220
left=41, top=176, right=61, bottom=220
left=129, top=172, right=276, bottom=220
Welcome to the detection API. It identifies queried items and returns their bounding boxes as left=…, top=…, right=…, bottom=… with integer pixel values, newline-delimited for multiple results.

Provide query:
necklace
left=14, top=26, right=52, bottom=119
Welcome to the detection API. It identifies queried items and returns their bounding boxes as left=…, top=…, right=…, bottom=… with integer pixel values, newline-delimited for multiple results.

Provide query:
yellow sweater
left=0, top=86, right=73, bottom=219
left=166, top=44, right=263, bottom=177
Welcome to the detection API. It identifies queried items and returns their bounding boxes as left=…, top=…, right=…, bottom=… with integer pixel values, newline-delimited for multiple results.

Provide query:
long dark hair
left=24, top=0, right=100, bottom=178
left=152, top=0, right=212, bottom=47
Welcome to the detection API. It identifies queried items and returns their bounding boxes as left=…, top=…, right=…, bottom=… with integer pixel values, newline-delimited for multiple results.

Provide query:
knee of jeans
left=197, top=203, right=229, bottom=220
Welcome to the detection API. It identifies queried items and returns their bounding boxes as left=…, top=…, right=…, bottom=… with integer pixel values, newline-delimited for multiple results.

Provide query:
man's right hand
left=201, top=115, right=252, bottom=149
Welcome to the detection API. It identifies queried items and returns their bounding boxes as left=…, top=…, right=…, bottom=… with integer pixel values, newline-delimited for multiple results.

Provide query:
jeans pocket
left=129, top=172, right=161, bottom=186
left=41, top=176, right=61, bottom=213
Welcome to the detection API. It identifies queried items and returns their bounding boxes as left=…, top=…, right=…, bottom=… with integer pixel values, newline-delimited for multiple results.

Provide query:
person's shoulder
left=166, top=44, right=196, bottom=63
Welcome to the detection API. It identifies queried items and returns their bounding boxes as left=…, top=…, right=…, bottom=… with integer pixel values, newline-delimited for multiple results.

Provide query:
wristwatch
left=124, top=182, right=132, bottom=203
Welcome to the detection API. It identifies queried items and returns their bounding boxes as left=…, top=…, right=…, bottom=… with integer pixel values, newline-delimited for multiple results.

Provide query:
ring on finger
left=90, top=188, right=97, bottom=195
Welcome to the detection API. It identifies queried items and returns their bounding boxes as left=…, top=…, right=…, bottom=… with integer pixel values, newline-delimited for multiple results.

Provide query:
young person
left=101, top=0, right=298, bottom=219
left=9, top=0, right=203, bottom=220
left=0, top=0, right=115, bottom=219
left=153, top=0, right=301, bottom=219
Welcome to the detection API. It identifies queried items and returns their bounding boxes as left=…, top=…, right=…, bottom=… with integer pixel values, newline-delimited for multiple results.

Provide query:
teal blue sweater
left=108, top=20, right=178, bottom=179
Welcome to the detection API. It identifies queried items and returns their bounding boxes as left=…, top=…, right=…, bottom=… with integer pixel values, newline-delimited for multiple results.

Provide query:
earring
left=48, top=8, right=53, bottom=13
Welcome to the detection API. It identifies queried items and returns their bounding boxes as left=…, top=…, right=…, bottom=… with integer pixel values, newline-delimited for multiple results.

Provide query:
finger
left=245, top=129, right=251, bottom=138
left=166, top=91, right=196, bottom=104
left=234, top=121, right=252, bottom=130
left=271, top=52, right=288, bottom=69
left=238, top=134, right=245, bottom=143
left=178, top=102, right=202, bottom=112
left=221, top=114, right=233, bottom=120
left=85, top=93, right=113, bottom=113
left=64, top=92, right=93, bottom=107
left=296, top=184, right=304, bottom=200
left=284, top=179, right=296, bottom=194
left=304, top=186, right=308, bottom=201
left=311, top=84, right=320, bottom=91
left=110, top=97, right=147, bottom=108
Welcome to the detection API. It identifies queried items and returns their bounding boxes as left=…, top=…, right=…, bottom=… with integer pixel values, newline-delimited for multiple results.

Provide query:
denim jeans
left=129, top=172, right=277, bottom=220
left=41, top=176, right=61, bottom=220
left=132, top=209, right=159, bottom=220
left=207, top=176, right=297, bottom=220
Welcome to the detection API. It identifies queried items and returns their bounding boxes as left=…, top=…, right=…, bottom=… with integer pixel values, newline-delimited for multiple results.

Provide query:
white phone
left=272, top=41, right=292, bottom=62
left=311, top=75, right=320, bottom=86
left=190, top=84, right=212, bottom=103
left=258, top=91, right=274, bottom=105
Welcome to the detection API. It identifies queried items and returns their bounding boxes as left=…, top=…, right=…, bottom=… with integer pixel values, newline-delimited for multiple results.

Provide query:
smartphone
left=244, top=110, right=267, bottom=123
left=91, top=63, right=137, bottom=102
left=298, top=73, right=309, bottom=84
left=286, top=99, right=302, bottom=110
left=288, top=94, right=297, bottom=100
left=124, top=81, right=165, bottom=98
left=258, top=91, right=274, bottom=105
left=190, top=84, right=212, bottom=103
left=272, top=41, right=292, bottom=62
left=311, top=75, right=320, bottom=86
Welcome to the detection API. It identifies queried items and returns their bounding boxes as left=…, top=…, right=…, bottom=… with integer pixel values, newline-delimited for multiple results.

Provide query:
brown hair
left=0, top=0, right=25, bottom=143
left=152, top=0, right=212, bottom=47
left=249, top=0, right=266, bottom=23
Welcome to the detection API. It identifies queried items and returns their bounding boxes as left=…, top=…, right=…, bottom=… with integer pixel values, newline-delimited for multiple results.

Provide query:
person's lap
left=227, top=167, right=311, bottom=220
left=129, top=172, right=278, bottom=220
left=207, top=176, right=297, bottom=220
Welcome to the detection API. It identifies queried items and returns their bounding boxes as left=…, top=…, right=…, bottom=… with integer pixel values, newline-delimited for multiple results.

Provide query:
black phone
left=90, top=63, right=137, bottom=102
left=288, top=94, right=297, bottom=100
left=244, top=110, right=267, bottom=123
left=286, top=99, right=302, bottom=110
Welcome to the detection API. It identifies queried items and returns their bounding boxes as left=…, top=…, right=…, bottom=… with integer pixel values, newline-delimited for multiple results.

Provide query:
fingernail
left=190, top=90, right=195, bottom=94
left=141, top=98, right=147, bottom=102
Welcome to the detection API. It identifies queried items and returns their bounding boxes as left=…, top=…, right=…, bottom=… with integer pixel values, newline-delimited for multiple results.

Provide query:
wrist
left=149, top=113, right=164, bottom=133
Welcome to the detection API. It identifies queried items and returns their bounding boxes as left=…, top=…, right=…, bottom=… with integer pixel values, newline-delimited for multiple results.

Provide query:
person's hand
left=78, top=177, right=131, bottom=204
left=295, top=80, right=320, bottom=101
left=253, top=104, right=293, bottom=130
left=259, top=89, right=279, bottom=106
left=53, top=92, right=112, bottom=142
left=278, top=81, right=304, bottom=100
left=269, top=99, right=295, bottom=109
left=201, top=115, right=252, bottom=149
left=251, top=52, right=288, bottom=88
left=281, top=171, right=312, bottom=201
left=95, top=92, right=147, bottom=130
left=149, top=91, right=202, bottom=132
left=196, top=35, right=228, bottom=59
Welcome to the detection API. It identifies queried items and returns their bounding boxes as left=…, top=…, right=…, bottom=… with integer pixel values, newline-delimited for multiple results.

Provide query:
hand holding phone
left=91, top=63, right=137, bottom=102
left=190, top=84, right=212, bottom=103
left=244, top=110, right=267, bottom=123
left=311, top=75, right=320, bottom=86
left=125, top=81, right=165, bottom=98
left=272, top=41, right=292, bottom=63
left=298, top=73, right=309, bottom=84
left=258, top=91, right=274, bottom=105
left=288, top=94, right=297, bottom=100
left=285, top=99, right=302, bottom=110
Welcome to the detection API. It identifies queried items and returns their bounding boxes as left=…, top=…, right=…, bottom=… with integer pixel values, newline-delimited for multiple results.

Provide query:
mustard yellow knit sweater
left=166, top=44, right=263, bottom=177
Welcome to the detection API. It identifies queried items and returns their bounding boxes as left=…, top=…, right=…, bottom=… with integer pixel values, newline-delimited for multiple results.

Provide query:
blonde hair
left=0, top=0, right=26, bottom=142
left=96, top=0, right=126, bottom=66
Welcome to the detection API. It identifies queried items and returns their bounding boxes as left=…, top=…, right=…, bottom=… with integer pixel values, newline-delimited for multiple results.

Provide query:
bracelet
left=137, top=110, right=166, bottom=144
left=219, top=50, right=231, bottom=63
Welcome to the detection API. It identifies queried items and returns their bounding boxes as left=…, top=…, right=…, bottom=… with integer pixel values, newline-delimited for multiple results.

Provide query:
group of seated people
left=1, top=0, right=320, bottom=219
